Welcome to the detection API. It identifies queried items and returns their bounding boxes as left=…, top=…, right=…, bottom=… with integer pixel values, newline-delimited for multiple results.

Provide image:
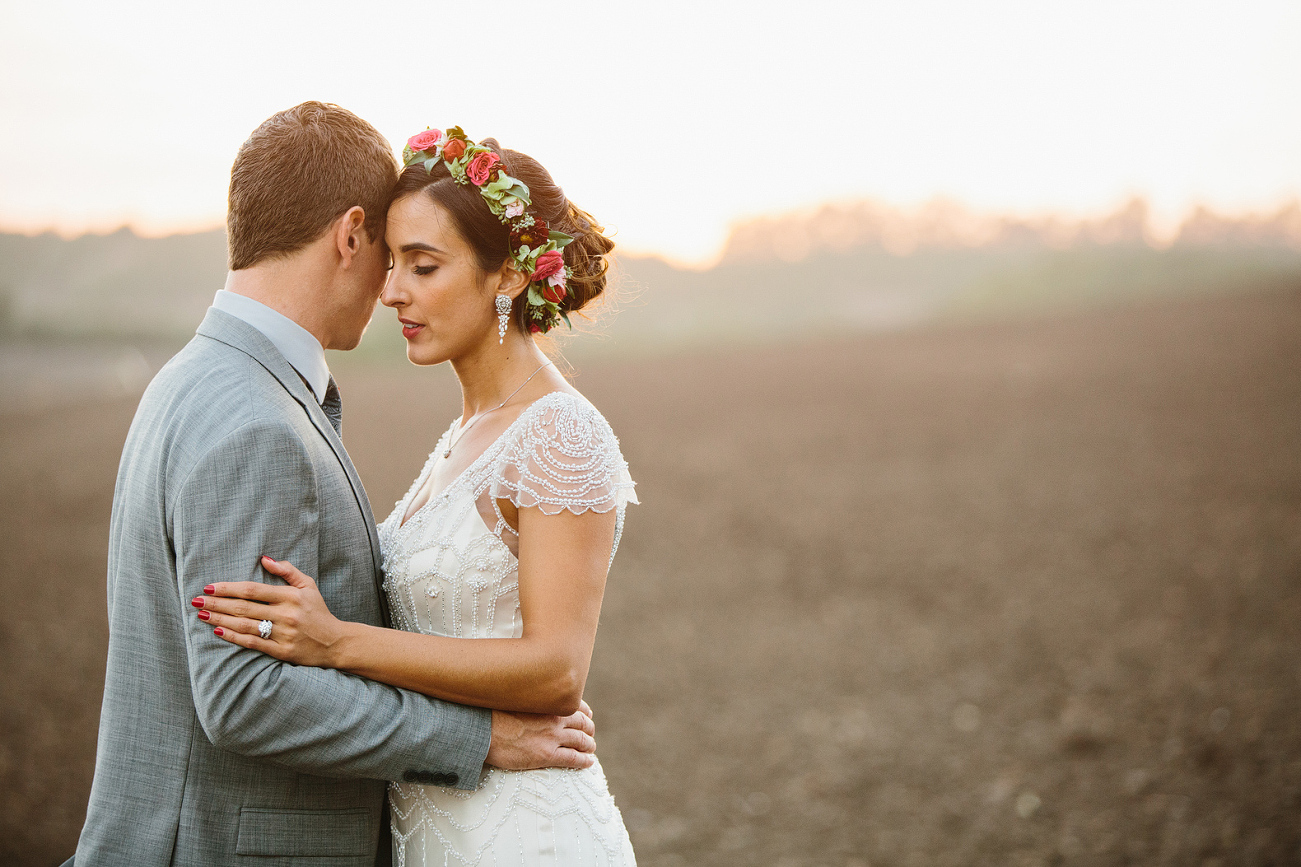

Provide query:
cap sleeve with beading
left=491, top=393, right=638, bottom=517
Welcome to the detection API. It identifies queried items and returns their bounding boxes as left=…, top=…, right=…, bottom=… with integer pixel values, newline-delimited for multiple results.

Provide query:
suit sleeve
left=171, top=419, right=490, bottom=789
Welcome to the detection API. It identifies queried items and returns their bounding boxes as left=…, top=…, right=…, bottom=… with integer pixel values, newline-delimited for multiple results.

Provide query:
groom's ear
left=333, top=206, right=367, bottom=266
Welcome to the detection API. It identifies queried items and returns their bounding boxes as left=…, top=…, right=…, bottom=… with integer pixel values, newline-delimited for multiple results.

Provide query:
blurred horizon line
left=3, top=194, right=1300, bottom=272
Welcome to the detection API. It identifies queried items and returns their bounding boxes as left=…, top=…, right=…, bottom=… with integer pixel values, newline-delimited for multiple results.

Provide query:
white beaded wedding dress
left=377, top=391, right=639, bottom=867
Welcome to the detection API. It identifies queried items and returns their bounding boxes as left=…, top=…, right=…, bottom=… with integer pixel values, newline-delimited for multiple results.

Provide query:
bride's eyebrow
left=399, top=242, right=444, bottom=254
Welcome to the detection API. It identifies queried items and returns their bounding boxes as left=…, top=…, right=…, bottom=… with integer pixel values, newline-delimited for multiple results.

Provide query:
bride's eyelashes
left=414, top=264, right=437, bottom=276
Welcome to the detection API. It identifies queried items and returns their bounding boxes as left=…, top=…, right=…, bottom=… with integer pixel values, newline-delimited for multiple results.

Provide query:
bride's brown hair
left=390, top=139, right=614, bottom=334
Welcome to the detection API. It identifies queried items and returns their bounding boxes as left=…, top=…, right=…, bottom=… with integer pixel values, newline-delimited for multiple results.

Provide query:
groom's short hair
left=227, top=101, right=397, bottom=271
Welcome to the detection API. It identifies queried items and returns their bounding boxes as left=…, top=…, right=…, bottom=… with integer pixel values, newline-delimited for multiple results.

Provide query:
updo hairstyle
left=390, top=139, right=614, bottom=334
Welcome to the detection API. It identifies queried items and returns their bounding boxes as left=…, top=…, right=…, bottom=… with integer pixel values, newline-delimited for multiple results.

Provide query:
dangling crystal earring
left=495, top=294, right=512, bottom=344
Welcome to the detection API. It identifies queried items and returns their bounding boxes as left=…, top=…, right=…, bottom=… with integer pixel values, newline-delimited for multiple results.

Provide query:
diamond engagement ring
left=258, top=619, right=273, bottom=640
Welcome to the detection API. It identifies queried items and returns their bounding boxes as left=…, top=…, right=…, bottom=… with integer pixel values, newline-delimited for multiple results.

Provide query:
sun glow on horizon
left=1, top=0, right=1298, bottom=265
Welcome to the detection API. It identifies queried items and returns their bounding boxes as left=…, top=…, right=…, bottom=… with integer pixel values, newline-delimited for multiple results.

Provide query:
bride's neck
left=450, top=332, right=553, bottom=420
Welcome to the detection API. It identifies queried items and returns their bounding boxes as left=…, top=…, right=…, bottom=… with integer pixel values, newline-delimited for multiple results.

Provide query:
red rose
left=407, top=129, right=444, bottom=152
left=466, top=152, right=501, bottom=185
left=511, top=221, right=549, bottom=251
left=441, top=139, right=467, bottom=161
left=530, top=250, right=565, bottom=283
left=529, top=323, right=543, bottom=334
left=541, top=281, right=567, bottom=304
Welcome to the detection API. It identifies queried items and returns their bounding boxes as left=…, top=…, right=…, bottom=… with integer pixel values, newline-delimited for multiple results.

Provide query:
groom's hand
left=485, top=700, right=596, bottom=771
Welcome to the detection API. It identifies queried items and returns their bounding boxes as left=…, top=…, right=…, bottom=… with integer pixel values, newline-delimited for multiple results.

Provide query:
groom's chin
left=337, top=319, right=373, bottom=352
left=335, top=334, right=364, bottom=352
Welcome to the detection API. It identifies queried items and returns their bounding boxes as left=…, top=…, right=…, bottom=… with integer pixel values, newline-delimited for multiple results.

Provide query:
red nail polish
left=197, top=611, right=210, bottom=621
left=203, top=585, right=215, bottom=595
left=191, top=597, right=205, bottom=608
left=214, top=627, right=224, bottom=636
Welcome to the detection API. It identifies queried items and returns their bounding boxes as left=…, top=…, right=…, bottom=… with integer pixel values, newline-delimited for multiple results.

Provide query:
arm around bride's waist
left=199, top=503, right=617, bottom=716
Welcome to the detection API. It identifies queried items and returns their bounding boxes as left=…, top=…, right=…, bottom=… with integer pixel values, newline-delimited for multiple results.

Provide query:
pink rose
left=407, top=129, right=444, bottom=152
left=441, top=139, right=467, bottom=161
left=542, top=265, right=567, bottom=303
left=530, top=250, right=565, bottom=284
left=466, top=151, right=501, bottom=186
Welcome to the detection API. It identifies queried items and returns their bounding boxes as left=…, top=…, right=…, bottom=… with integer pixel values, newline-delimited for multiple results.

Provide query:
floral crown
left=403, top=126, right=573, bottom=334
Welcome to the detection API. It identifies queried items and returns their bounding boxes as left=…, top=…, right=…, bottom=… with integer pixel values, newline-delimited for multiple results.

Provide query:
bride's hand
left=193, top=556, right=346, bottom=668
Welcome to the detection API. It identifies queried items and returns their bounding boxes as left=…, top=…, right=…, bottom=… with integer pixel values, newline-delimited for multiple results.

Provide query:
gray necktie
left=322, top=376, right=343, bottom=436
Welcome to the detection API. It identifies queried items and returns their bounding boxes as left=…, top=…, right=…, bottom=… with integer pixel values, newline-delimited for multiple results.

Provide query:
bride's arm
left=197, top=504, right=616, bottom=716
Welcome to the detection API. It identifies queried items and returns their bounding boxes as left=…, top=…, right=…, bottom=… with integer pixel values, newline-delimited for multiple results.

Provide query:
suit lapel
left=196, top=309, right=390, bottom=624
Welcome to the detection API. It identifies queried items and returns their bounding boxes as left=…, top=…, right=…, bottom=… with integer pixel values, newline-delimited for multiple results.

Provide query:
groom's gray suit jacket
left=74, top=308, right=491, bottom=866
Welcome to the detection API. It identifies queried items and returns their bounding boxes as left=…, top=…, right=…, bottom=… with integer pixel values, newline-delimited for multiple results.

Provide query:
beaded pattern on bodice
left=377, top=391, right=637, bottom=867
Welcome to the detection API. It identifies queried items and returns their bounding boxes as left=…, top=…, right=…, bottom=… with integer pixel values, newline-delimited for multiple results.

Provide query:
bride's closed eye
left=414, top=265, right=437, bottom=276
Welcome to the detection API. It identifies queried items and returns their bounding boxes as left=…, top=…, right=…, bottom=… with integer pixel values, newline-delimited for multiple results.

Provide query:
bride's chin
left=405, top=344, right=449, bottom=367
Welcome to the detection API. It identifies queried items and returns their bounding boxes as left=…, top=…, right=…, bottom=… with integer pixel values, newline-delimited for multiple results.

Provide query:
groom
left=70, top=103, right=596, bottom=866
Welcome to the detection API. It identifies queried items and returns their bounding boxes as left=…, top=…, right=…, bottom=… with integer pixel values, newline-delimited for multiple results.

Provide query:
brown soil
left=4, top=287, right=1300, bottom=866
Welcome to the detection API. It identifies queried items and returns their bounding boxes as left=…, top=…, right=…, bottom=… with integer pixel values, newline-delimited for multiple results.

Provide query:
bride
left=195, top=127, right=638, bottom=866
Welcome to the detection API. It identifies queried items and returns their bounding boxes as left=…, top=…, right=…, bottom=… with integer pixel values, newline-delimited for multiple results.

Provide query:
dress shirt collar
left=211, top=289, right=331, bottom=405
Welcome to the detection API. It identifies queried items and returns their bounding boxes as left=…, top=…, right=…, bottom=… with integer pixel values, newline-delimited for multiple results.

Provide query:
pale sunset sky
left=1, top=0, right=1298, bottom=264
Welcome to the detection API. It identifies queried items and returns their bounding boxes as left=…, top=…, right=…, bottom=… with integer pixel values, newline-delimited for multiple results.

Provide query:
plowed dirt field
left=4, top=287, right=1300, bottom=866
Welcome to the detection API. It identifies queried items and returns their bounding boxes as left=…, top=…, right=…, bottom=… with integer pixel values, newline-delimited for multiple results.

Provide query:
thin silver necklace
left=443, top=360, right=554, bottom=459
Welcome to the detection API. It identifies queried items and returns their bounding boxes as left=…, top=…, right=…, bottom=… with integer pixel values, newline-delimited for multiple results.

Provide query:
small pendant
left=443, top=449, right=452, bottom=458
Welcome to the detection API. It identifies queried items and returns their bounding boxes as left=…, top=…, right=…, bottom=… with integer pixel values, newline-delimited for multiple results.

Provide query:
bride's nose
left=380, top=271, right=404, bottom=308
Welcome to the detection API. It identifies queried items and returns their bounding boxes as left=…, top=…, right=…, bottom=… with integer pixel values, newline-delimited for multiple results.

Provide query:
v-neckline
left=397, top=391, right=568, bottom=530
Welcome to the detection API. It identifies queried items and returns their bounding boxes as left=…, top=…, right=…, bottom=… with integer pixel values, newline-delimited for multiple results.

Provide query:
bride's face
left=381, top=193, right=504, bottom=366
